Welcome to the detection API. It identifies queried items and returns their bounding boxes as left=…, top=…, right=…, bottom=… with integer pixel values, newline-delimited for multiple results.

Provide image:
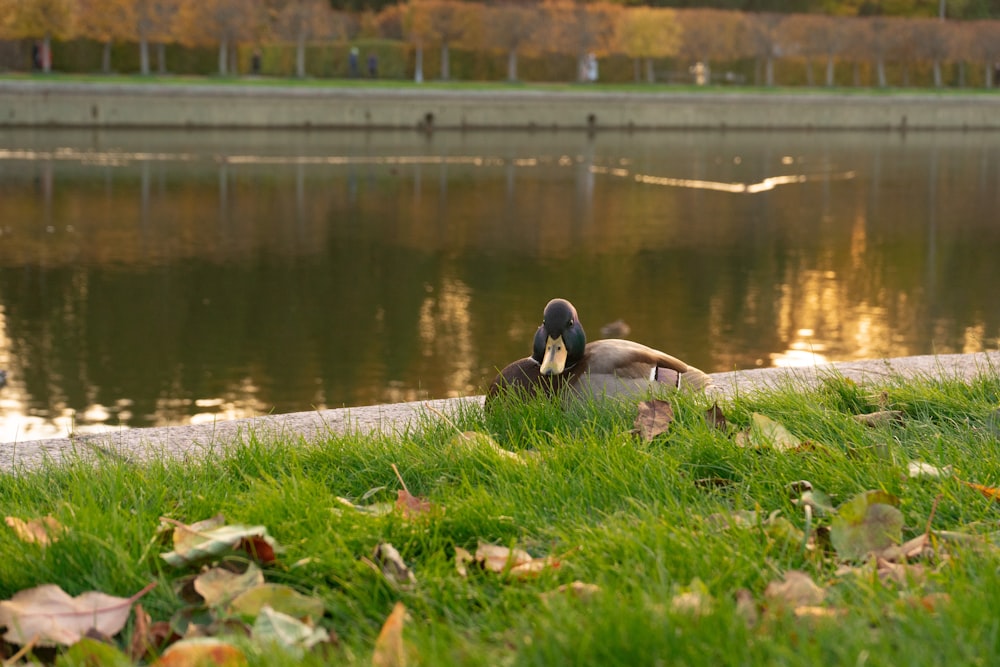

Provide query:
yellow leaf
left=5, top=515, right=64, bottom=546
left=372, top=602, right=407, bottom=667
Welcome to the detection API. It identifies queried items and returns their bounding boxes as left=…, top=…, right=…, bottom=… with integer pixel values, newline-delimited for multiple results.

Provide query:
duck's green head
left=532, top=298, right=587, bottom=376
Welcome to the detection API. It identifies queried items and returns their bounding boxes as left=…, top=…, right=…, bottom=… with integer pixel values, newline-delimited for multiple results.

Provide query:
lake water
left=1, top=128, right=998, bottom=442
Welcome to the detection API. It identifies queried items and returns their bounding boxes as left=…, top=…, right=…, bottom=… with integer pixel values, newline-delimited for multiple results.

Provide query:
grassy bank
left=3, top=72, right=1000, bottom=96
left=2, top=372, right=1000, bottom=665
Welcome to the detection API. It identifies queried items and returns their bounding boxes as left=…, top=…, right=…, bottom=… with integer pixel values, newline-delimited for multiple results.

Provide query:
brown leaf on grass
left=194, top=563, right=265, bottom=608
left=962, top=480, right=1000, bottom=502
left=540, top=581, right=601, bottom=603
left=734, top=413, right=799, bottom=452
left=159, top=516, right=279, bottom=568
left=632, top=399, right=674, bottom=442
left=226, top=584, right=325, bottom=621
left=764, top=571, right=826, bottom=608
left=371, top=543, right=416, bottom=588
left=704, top=402, right=728, bottom=432
left=129, top=603, right=153, bottom=662
left=457, top=543, right=560, bottom=579
left=0, top=581, right=156, bottom=647
left=152, top=637, right=248, bottom=667
left=454, top=547, right=473, bottom=578
left=908, top=461, right=953, bottom=479
left=853, top=410, right=905, bottom=427
left=734, top=589, right=759, bottom=627
left=875, top=558, right=926, bottom=586
left=4, top=515, right=65, bottom=546
left=372, top=602, right=407, bottom=667
left=448, top=431, right=525, bottom=463
left=874, top=532, right=935, bottom=562
left=395, top=490, right=436, bottom=519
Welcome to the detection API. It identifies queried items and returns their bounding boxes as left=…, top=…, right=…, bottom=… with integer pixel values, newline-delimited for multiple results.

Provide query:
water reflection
left=0, top=128, right=998, bottom=442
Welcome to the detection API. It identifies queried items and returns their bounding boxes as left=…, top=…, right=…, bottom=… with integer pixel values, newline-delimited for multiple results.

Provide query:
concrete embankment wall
left=2, top=81, right=1000, bottom=130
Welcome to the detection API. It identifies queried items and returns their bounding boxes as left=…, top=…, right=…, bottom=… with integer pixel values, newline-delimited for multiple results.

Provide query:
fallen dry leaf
left=734, top=413, right=799, bottom=452
left=372, top=602, right=407, bottom=667
left=4, top=515, right=65, bottom=546
left=252, top=606, right=330, bottom=657
left=0, top=581, right=156, bottom=647
left=908, top=461, right=953, bottom=479
left=159, top=517, right=279, bottom=567
left=875, top=558, right=926, bottom=586
left=226, top=583, right=325, bottom=621
left=633, top=399, right=674, bottom=442
left=830, top=490, right=903, bottom=561
left=669, top=579, right=713, bottom=616
left=454, top=546, right=473, bottom=578
left=704, top=402, right=728, bottom=432
left=372, top=543, right=416, bottom=588
left=853, top=410, right=905, bottom=427
left=541, top=581, right=601, bottom=603
left=152, top=637, right=248, bottom=667
left=962, top=480, right=1000, bottom=502
left=456, top=543, right=559, bottom=579
left=448, top=431, right=525, bottom=463
left=734, top=589, right=759, bottom=627
left=194, top=563, right=265, bottom=608
left=395, top=490, right=436, bottom=519
left=764, top=570, right=826, bottom=608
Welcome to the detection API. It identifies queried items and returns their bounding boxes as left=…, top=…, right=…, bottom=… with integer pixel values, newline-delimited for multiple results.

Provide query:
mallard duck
left=486, top=298, right=710, bottom=407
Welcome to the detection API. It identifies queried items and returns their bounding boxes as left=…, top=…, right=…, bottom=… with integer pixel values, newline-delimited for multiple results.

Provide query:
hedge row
left=0, top=37, right=987, bottom=88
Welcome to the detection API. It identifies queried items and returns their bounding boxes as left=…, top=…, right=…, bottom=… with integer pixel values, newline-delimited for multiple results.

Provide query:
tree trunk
left=139, top=37, right=150, bottom=75
left=932, top=60, right=941, bottom=87
left=507, top=49, right=517, bottom=82
left=902, top=62, right=910, bottom=87
left=157, top=43, right=166, bottom=74
left=296, top=34, right=306, bottom=78
left=825, top=56, right=835, bottom=86
left=42, top=34, right=52, bottom=73
left=805, top=58, right=814, bottom=87
left=414, top=43, right=423, bottom=83
left=441, top=43, right=450, bottom=80
left=765, top=56, right=774, bottom=86
left=985, top=62, right=994, bottom=89
left=876, top=58, right=886, bottom=88
left=957, top=61, right=965, bottom=87
left=218, top=38, right=228, bottom=75
left=633, top=58, right=640, bottom=83
left=646, top=58, right=655, bottom=83
left=102, top=40, right=112, bottom=73
left=852, top=61, right=860, bottom=87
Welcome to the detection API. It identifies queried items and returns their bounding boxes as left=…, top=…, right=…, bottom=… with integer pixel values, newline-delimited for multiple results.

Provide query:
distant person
left=349, top=47, right=359, bottom=78
left=586, top=52, right=598, bottom=83
left=32, top=42, right=41, bottom=71
left=367, top=53, right=378, bottom=79
left=251, top=48, right=261, bottom=75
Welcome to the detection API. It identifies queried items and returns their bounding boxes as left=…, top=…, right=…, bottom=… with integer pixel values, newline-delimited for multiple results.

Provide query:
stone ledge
left=2, top=352, right=998, bottom=473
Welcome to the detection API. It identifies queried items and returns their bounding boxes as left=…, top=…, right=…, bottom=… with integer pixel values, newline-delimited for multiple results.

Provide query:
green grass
left=3, top=71, right=999, bottom=96
left=4, top=373, right=1000, bottom=665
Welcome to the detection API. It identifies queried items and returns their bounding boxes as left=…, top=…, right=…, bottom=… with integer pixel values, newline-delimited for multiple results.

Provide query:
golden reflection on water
left=1, top=130, right=998, bottom=442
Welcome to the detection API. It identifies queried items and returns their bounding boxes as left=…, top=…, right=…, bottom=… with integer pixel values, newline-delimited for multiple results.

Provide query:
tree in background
left=403, top=0, right=431, bottom=82
left=743, top=12, right=786, bottom=85
left=422, top=0, right=480, bottom=80
left=616, top=7, right=681, bottom=83
left=909, top=17, right=951, bottom=86
left=968, top=19, right=1000, bottom=86
left=176, top=0, right=262, bottom=75
left=136, top=0, right=179, bottom=74
left=7, top=0, right=76, bottom=72
left=273, top=0, right=348, bottom=77
left=675, top=8, right=745, bottom=81
left=75, top=0, right=133, bottom=73
left=482, top=3, right=538, bottom=83
left=543, top=0, right=621, bottom=82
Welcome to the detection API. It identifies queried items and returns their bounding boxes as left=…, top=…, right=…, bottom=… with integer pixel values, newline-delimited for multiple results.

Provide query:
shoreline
left=3, top=81, right=1000, bottom=130
left=2, top=351, right=998, bottom=473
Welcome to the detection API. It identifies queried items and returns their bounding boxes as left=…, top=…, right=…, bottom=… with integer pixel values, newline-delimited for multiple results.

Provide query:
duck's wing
left=581, top=339, right=711, bottom=391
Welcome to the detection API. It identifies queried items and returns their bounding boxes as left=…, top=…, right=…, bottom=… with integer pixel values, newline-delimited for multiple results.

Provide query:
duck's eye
left=567, top=319, right=574, bottom=328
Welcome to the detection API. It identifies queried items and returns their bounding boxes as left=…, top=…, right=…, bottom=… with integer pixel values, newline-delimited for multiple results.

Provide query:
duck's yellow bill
left=539, top=335, right=567, bottom=375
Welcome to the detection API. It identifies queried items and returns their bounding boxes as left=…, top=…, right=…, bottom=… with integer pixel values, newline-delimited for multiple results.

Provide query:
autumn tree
left=425, top=0, right=480, bottom=81
left=135, top=0, right=179, bottom=75
left=542, top=0, right=621, bottom=83
left=75, top=0, right=133, bottom=73
left=908, top=17, right=951, bottom=86
left=482, top=3, right=539, bottom=83
left=7, top=0, right=75, bottom=72
left=968, top=20, right=1000, bottom=87
left=616, top=7, right=681, bottom=83
left=743, top=12, right=786, bottom=86
left=176, top=0, right=263, bottom=75
left=675, top=8, right=746, bottom=80
left=272, top=0, right=345, bottom=78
